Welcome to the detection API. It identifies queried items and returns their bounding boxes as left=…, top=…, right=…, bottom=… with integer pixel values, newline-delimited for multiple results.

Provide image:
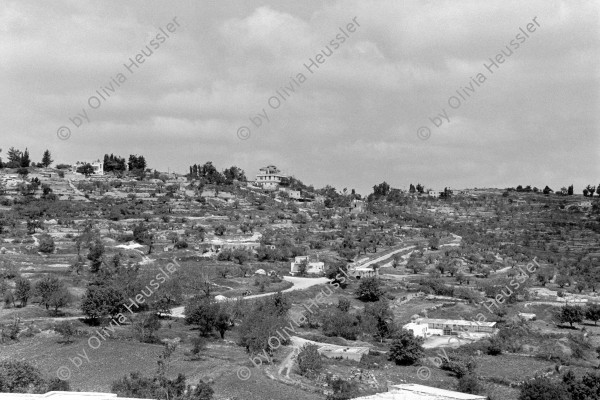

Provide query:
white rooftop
left=355, top=384, right=487, bottom=400
left=416, top=318, right=496, bottom=328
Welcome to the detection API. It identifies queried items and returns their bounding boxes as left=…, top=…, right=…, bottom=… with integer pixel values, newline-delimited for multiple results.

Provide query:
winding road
left=169, top=276, right=330, bottom=318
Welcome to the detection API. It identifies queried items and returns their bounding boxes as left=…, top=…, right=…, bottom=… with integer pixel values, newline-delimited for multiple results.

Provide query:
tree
left=585, top=303, right=600, bottom=325
left=222, top=166, right=247, bottom=183
left=214, top=224, right=226, bottom=236
left=388, top=330, right=424, bottom=365
left=15, top=278, right=31, bottom=307
left=556, top=305, right=584, bottom=328
left=297, top=344, right=323, bottom=377
left=297, top=259, right=308, bottom=276
left=372, top=181, right=390, bottom=198
left=81, top=285, right=125, bottom=321
left=133, top=313, right=162, bottom=343
left=238, top=295, right=290, bottom=356
left=41, top=150, right=53, bottom=168
left=6, top=147, right=22, bottom=168
left=127, top=154, right=147, bottom=171
left=34, top=276, right=63, bottom=310
left=76, top=163, right=94, bottom=177
left=568, top=185, right=574, bottom=195
left=363, top=300, right=394, bottom=341
left=87, top=237, right=105, bottom=273
left=322, top=309, right=361, bottom=340
left=20, top=148, right=30, bottom=168
left=355, top=277, right=384, bottom=302
left=429, top=236, right=440, bottom=250
left=185, top=298, right=220, bottom=336
left=556, top=274, right=571, bottom=288
left=586, top=185, right=596, bottom=197
left=17, top=167, right=29, bottom=179
left=38, top=234, right=55, bottom=253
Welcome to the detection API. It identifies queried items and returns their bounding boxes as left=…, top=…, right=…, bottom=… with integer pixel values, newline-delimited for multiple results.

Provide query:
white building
left=402, top=321, right=429, bottom=338
left=290, top=255, right=325, bottom=275
left=349, top=199, right=365, bottom=213
left=413, top=318, right=496, bottom=335
left=350, top=265, right=379, bottom=279
left=72, top=160, right=104, bottom=175
left=354, top=384, right=487, bottom=399
left=255, top=165, right=288, bottom=191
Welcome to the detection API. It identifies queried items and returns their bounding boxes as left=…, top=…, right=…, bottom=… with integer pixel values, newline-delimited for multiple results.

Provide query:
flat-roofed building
left=354, top=383, right=487, bottom=399
left=415, top=318, right=496, bottom=335
left=290, top=255, right=324, bottom=275
left=402, top=321, right=429, bottom=338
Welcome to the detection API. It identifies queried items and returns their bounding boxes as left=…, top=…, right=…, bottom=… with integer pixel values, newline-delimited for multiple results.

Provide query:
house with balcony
left=255, top=165, right=288, bottom=191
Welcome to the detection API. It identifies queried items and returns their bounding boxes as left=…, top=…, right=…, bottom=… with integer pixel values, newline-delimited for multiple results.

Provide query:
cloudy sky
left=2, top=0, right=598, bottom=194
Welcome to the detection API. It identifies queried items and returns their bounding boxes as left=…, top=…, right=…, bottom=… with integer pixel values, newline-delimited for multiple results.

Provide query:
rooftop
left=355, top=384, right=487, bottom=399
left=416, top=318, right=496, bottom=328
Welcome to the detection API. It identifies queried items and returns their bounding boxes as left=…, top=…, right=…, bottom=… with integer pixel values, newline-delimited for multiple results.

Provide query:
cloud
left=0, top=0, right=598, bottom=193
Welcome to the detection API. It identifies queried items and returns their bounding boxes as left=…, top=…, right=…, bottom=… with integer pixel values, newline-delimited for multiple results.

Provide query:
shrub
left=0, top=360, right=44, bottom=393
left=441, top=352, right=476, bottom=378
left=296, top=344, right=323, bottom=377
left=355, top=277, right=384, bottom=302
left=190, top=336, right=207, bottom=357
left=54, top=321, right=75, bottom=343
left=37, top=234, right=55, bottom=253
left=325, top=375, right=359, bottom=400
left=321, top=309, right=361, bottom=340
left=337, top=297, right=351, bottom=312
left=457, top=374, right=483, bottom=395
left=518, top=377, right=571, bottom=400
left=486, top=336, right=504, bottom=355
left=133, top=313, right=161, bottom=343
left=174, top=240, right=188, bottom=249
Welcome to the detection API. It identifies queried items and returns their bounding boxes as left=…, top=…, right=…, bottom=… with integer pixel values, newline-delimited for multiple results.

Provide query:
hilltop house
left=255, top=165, right=288, bottom=191
left=290, top=255, right=325, bottom=275
left=72, top=160, right=104, bottom=175
left=349, top=199, right=365, bottom=213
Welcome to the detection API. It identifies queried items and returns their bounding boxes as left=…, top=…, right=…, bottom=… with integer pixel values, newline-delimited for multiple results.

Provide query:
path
left=355, top=245, right=415, bottom=269
left=169, top=276, right=330, bottom=318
